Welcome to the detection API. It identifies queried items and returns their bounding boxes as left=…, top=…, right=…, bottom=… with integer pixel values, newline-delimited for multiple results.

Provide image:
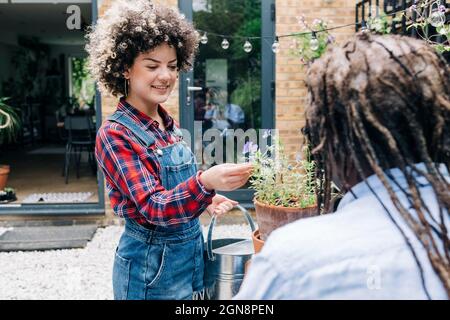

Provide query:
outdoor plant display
left=292, top=1, right=448, bottom=65
left=244, top=132, right=319, bottom=249
left=401, top=0, right=449, bottom=53
left=360, top=1, right=449, bottom=53
left=291, top=17, right=334, bottom=65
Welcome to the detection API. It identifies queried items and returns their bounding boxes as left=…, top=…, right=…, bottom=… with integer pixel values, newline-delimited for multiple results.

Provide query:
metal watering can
left=203, top=204, right=256, bottom=300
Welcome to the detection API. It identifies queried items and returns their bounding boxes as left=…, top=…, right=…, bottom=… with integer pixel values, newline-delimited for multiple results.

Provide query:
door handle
left=185, top=78, right=203, bottom=106
left=188, top=86, right=203, bottom=91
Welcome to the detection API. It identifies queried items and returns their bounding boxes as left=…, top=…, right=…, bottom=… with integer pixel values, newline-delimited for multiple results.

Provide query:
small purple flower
left=409, top=4, right=417, bottom=12
left=312, top=19, right=322, bottom=26
left=243, top=141, right=258, bottom=154
left=439, top=5, right=446, bottom=13
left=297, top=15, right=306, bottom=25
left=295, top=152, right=302, bottom=162
left=327, top=35, right=335, bottom=44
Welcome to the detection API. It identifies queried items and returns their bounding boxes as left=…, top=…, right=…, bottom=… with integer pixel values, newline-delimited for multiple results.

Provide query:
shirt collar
left=337, top=163, right=449, bottom=210
left=118, top=98, right=174, bottom=131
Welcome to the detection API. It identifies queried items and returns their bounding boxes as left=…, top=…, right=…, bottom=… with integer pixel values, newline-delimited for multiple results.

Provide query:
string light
left=221, top=38, right=230, bottom=50
left=310, top=32, right=319, bottom=51
left=271, top=36, right=280, bottom=53
left=200, top=32, right=208, bottom=44
left=194, top=4, right=447, bottom=52
left=360, top=20, right=370, bottom=33
left=428, top=9, right=446, bottom=27
left=243, top=39, right=253, bottom=53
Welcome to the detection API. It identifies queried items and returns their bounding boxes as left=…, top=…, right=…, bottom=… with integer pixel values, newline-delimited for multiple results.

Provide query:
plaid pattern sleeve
left=95, top=121, right=215, bottom=227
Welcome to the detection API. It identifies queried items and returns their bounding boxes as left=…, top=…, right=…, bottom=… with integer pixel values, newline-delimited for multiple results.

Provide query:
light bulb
left=243, top=40, right=253, bottom=53
left=200, top=33, right=208, bottom=44
left=272, top=38, right=280, bottom=53
left=310, top=36, right=319, bottom=51
left=428, top=10, right=445, bottom=28
left=361, top=20, right=370, bottom=33
left=221, top=38, right=230, bottom=50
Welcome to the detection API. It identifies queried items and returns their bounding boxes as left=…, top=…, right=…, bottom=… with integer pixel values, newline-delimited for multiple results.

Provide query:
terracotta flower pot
left=252, top=229, right=265, bottom=254
left=0, top=165, right=10, bottom=190
left=254, top=198, right=318, bottom=241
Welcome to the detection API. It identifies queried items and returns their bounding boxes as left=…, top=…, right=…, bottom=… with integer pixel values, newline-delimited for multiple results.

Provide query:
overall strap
left=172, top=126, right=184, bottom=139
left=107, top=111, right=156, bottom=147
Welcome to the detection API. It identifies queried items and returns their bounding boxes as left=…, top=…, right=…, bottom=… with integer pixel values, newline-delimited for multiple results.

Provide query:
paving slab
left=0, top=225, right=98, bottom=252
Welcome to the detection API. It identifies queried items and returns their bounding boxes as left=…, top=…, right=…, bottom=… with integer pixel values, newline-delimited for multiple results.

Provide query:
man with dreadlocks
left=235, top=33, right=449, bottom=299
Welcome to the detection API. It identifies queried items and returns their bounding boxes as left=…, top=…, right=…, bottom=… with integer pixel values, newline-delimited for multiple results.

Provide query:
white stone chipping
left=0, top=224, right=253, bottom=300
left=22, top=192, right=94, bottom=203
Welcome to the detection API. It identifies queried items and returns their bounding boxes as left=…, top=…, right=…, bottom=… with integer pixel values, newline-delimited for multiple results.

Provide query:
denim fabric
left=113, top=218, right=204, bottom=300
left=109, top=110, right=204, bottom=300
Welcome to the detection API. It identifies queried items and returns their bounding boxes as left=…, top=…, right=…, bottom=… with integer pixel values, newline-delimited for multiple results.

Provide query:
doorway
left=0, top=0, right=104, bottom=215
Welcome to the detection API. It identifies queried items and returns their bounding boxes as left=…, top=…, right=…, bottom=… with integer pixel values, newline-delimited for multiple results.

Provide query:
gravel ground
left=0, top=224, right=254, bottom=300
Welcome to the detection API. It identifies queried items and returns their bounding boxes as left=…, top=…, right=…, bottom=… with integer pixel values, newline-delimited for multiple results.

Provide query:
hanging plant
left=409, top=0, right=449, bottom=53
left=367, top=0, right=450, bottom=53
left=291, top=17, right=334, bottom=65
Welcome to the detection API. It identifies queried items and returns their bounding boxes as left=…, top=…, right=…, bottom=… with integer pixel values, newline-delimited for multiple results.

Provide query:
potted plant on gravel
left=0, top=97, right=21, bottom=192
left=244, top=132, right=320, bottom=253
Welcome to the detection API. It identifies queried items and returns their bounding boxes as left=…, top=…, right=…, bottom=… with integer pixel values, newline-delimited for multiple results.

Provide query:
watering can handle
left=206, top=201, right=256, bottom=261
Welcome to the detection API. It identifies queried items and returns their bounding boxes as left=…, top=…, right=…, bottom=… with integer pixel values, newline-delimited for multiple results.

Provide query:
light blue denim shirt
left=235, top=163, right=449, bottom=300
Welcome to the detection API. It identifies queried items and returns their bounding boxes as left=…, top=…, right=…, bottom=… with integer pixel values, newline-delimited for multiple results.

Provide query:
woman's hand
left=206, top=194, right=239, bottom=217
left=199, top=163, right=253, bottom=191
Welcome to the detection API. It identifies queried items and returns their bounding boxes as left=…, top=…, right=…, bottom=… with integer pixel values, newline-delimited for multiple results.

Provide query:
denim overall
left=107, top=111, right=205, bottom=300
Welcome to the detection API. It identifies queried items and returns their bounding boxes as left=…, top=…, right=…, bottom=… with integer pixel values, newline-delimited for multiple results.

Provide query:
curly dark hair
left=304, top=33, right=450, bottom=298
left=85, top=0, right=199, bottom=97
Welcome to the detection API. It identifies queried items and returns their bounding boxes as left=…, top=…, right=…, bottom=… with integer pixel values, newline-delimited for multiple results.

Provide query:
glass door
left=179, top=0, right=275, bottom=205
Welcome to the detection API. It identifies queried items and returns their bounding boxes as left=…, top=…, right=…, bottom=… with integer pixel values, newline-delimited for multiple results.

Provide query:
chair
left=55, top=109, right=68, bottom=144
left=63, top=115, right=96, bottom=184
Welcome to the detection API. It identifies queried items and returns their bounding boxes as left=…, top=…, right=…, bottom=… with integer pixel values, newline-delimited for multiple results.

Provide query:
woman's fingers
left=227, top=172, right=252, bottom=184
left=201, top=163, right=253, bottom=191
left=214, top=201, right=236, bottom=215
left=224, top=163, right=254, bottom=176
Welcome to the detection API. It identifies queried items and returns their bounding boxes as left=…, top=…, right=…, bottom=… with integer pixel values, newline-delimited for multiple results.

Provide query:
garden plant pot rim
left=253, top=198, right=317, bottom=212
left=0, top=165, right=10, bottom=174
left=251, top=229, right=265, bottom=254
left=252, top=229, right=264, bottom=242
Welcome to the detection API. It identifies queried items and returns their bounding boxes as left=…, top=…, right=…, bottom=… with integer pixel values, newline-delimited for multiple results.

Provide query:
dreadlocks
left=304, top=33, right=450, bottom=298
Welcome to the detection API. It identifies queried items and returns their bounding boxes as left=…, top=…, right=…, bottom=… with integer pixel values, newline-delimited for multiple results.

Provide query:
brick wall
left=275, top=0, right=356, bottom=158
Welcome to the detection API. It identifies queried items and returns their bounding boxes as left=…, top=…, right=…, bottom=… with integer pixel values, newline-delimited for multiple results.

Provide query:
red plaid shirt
left=95, top=99, right=215, bottom=227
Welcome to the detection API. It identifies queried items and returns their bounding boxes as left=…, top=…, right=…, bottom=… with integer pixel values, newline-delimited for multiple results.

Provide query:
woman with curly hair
left=86, top=0, right=252, bottom=300
left=236, top=33, right=449, bottom=299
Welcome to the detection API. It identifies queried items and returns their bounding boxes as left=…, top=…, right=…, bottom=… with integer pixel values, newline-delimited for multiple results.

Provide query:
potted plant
left=0, top=187, right=17, bottom=204
left=0, top=97, right=21, bottom=191
left=244, top=133, right=319, bottom=253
